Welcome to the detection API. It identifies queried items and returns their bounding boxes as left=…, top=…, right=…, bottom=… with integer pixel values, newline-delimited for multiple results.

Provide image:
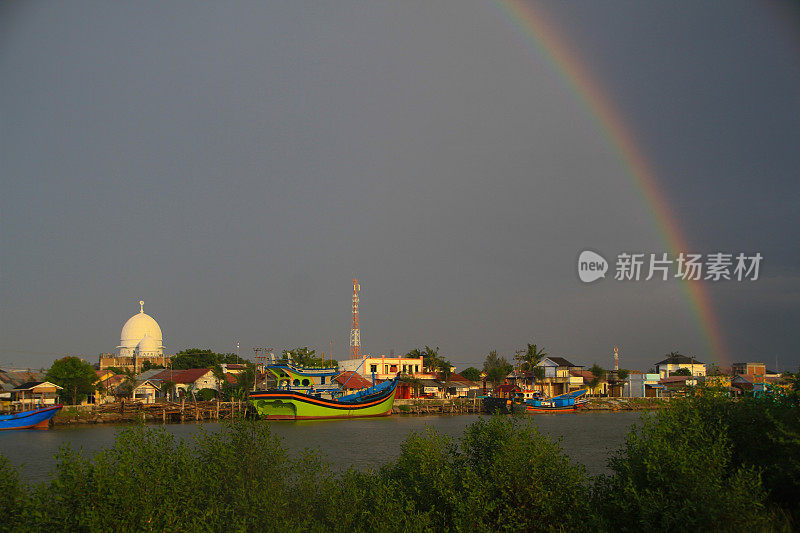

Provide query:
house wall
left=656, top=362, right=707, bottom=378
left=339, top=356, right=425, bottom=381
left=175, top=373, right=217, bottom=394
left=626, top=373, right=661, bottom=397
left=732, top=363, right=765, bottom=377
left=133, top=384, right=159, bottom=404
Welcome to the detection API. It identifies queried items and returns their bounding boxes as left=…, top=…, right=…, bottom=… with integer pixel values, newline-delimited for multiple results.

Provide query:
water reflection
left=0, top=411, right=643, bottom=484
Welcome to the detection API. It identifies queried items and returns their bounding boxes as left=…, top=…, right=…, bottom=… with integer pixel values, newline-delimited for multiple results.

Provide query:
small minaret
left=613, top=346, right=619, bottom=371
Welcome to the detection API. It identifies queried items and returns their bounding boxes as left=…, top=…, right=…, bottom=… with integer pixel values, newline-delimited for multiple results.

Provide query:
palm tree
left=118, top=367, right=138, bottom=400
left=517, top=342, right=548, bottom=389
left=422, top=346, right=441, bottom=373
left=211, top=364, right=227, bottom=399
left=160, top=380, right=176, bottom=401
left=437, top=358, right=453, bottom=397
left=588, top=364, right=606, bottom=396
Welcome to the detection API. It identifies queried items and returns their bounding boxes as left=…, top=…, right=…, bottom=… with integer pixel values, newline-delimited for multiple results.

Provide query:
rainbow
left=495, top=0, right=728, bottom=365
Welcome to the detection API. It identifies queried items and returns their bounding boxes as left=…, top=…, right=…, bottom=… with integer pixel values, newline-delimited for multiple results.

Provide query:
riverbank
left=583, top=397, right=666, bottom=410
left=50, top=400, right=248, bottom=425
left=2, top=394, right=796, bottom=531
left=392, top=396, right=666, bottom=415
left=45, top=396, right=664, bottom=425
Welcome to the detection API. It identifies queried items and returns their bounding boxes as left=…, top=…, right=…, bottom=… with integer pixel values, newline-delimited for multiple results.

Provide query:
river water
left=0, top=411, right=644, bottom=484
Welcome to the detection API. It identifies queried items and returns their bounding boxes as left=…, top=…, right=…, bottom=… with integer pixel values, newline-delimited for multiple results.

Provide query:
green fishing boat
left=249, top=377, right=398, bottom=420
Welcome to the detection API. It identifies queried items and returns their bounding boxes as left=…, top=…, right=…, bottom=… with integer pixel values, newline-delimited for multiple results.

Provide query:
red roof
left=439, top=372, right=477, bottom=386
left=334, top=371, right=372, bottom=389
left=224, top=373, right=238, bottom=384
left=497, top=384, right=520, bottom=393
left=153, top=368, right=213, bottom=384
left=659, top=376, right=689, bottom=385
left=569, top=370, right=597, bottom=382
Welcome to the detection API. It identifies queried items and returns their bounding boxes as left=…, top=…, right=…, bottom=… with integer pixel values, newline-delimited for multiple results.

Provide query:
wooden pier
left=392, top=397, right=482, bottom=415
left=55, top=399, right=252, bottom=425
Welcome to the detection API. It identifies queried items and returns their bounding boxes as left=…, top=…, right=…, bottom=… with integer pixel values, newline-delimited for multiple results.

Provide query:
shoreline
left=40, top=396, right=666, bottom=426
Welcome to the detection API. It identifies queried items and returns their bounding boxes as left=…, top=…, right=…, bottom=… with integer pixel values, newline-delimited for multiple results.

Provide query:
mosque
left=98, top=301, right=170, bottom=372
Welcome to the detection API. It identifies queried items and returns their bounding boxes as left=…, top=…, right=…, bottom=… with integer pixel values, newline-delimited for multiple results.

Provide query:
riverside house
left=11, top=381, right=63, bottom=409
left=569, top=370, right=608, bottom=396
left=152, top=368, right=217, bottom=397
left=654, top=354, right=706, bottom=378
left=624, top=372, right=663, bottom=397
left=535, top=357, right=584, bottom=397
left=132, top=379, right=162, bottom=404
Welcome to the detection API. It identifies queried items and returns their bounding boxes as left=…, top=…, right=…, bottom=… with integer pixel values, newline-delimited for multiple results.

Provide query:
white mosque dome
left=119, top=301, right=163, bottom=353
left=136, top=334, right=160, bottom=353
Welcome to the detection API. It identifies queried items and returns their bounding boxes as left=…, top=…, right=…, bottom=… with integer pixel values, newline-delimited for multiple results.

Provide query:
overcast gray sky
left=2, top=1, right=799, bottom=372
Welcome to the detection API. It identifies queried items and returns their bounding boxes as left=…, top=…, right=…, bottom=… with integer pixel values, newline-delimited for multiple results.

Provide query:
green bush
left=0, top=456, right=26, bottom=531
left=594, top=397, right=772, bottom=531
left=196, top=388, right=217, bottom=401
left=0, top=396, right=796, bottom=531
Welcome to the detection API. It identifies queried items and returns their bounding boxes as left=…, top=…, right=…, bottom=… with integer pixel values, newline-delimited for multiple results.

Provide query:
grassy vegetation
left=0, top=391, right=798, bottom=532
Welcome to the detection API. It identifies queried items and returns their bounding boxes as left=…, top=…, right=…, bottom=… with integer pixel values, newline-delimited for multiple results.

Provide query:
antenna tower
left=350, top=278, right=361, bottom=358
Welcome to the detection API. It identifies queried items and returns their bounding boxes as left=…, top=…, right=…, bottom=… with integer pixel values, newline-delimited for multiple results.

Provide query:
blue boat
left=0, top=405, right=62, bottom=430
left=522, top=390, right=589, bottom=413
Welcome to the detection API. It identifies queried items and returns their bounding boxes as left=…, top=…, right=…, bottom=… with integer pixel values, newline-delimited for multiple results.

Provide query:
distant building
left=732, top=362, right=765, bottom=377
left=99, top=301, right=171, bottom=372
left=570, top=369, right=608, bottom=396
left=12, top=381, right=63, bottom=408
left=654, top=354, right=706, bottom=378
left=132, top=379, right=162, bottom=404
left=625, top=372, right=663, bottom=397
left=152, top=368, right=216, bottom=397
left=730, top=363, right=785, bottom=395
left=338, top=354, right=426, bottom=381
left=535, top=357, right=584, bottom=396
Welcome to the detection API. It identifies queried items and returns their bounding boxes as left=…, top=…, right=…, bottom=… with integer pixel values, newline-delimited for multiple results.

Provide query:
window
left=321, top=377, right=326, bottom=384
left=370, top=364, right=377, bottom=373
left=415, top=365, right=419, bottom=373
left=302, top=379, right=310, bottom=386
left=293, top=379, right=300, bottom=386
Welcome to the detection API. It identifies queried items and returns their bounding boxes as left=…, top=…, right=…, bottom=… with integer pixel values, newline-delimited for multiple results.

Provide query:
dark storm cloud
left=1, top=1, right=798, bottom=372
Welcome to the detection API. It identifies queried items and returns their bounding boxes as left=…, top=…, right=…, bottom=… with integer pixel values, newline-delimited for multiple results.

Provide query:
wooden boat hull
left=0, top=405, right=62, bottom=430
left=249, top=381, right=398, bottom=420
left=525, top=398, right=590, bottom=413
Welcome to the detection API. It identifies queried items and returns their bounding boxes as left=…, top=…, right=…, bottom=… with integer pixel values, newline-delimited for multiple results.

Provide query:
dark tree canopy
left=281, top=347, right=336, bottom=368
left=171, top=348, right=245, bottom=370
left=46, top=356, right=97, bottom=404
left=406, top=346, right=441, bottom=372
left=460, top=366, right=482, bottom=382
left=483, top=350, right=512, bottom=390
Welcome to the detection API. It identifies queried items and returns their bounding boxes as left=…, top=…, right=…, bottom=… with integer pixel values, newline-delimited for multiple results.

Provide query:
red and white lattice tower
left=350, top=278, right=361, bottom=358
left=613, top=346, right=619, bottom=371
